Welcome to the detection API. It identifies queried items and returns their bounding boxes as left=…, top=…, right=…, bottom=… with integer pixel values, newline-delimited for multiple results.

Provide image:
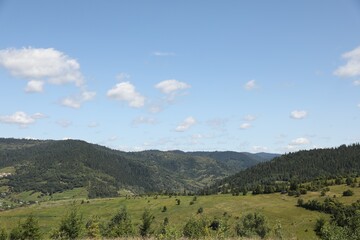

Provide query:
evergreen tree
left=106, top=207, right=134, bottom=237
left=21, top=215, right=42, bottom=240
left=139, top=209, right=154, bottom=237
left=52, top=203, right=83, bottom=240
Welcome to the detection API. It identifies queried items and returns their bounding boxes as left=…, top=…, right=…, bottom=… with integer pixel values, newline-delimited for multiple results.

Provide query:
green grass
left=2, top=182, right=359, bottom=239
left=0, top=192, right=327, bottom=239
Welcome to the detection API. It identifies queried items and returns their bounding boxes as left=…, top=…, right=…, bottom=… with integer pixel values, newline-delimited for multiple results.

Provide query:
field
left=0, top=183, right=359, bottom=239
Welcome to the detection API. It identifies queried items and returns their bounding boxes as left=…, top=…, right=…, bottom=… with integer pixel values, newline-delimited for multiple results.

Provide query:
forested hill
left=208, top=143, right=360, bottom=194
left=0, top=138, right=277, bottom=198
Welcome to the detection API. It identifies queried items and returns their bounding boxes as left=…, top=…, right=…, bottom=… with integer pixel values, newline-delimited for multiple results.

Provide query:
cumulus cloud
left=0, top=47, right=96, bottom=108
left=107, top=81, right=145, bottom=108
left=25, top=80, right=44, bottom=93
left=290, top=110, right=308, bottom=119
left=175, top=116, right=196, bottom=132
left=61, top=90, right=96, bottom=109
left=354, top=80, right=360, bottom=86
left=240, top=123, right=252, bottom=129
left=0, top=47, right=84, bottom=86
left=334, top=46, right=360, bottom=77
left=244, top=80, right=257, bottom=90
left=155, top=79, right=191, bottom=94
left=0, top=111, right=46, bottom=127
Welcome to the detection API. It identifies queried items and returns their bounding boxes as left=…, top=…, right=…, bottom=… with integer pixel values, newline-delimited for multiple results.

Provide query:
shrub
left=343, top=189, right=354, bottom=196
left=183, top=217, right=208, bottom=239
left=235, top=212, right=270, bottom=239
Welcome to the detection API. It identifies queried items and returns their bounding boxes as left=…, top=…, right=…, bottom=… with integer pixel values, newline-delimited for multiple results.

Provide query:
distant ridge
left=208, top=143, right=360, bottom=194
left=0, top=138, right=278, bottom=198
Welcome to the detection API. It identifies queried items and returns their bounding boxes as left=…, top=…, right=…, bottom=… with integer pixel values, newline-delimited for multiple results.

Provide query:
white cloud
left=152, top=51, right=175, bottom=57
left=244, top=80, right=257, bottom=90
left=132, top=116, right=157, bottom=126
left=107, top=81, right=145, bottom=108
left=175, top=116, right=196, bottom=132
left=25, top=80, right=44, bottom=93
left=290, top=110, right=308, bottom=119
left=243, top=114, right=256, bottom=121
left=290, top=137, right=310, bottom=145
left=0, top=111, right=45, bottom=127
left=61, top=90, right=96, bottom=109
left=0, top=47, right=84, bottom=86
left=334, top=46, right=360, bottom=77
left=155, top=79, right=191, bottom=94
left=0, top=47, right=96, bottom=108
left=240, top=123, right=252, bottom=129
left=354, top=80, right=360, bottom=86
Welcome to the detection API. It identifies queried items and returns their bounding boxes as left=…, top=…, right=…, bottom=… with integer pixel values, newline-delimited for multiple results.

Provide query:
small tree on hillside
left=139, top=209, right=154, bottom=237
left=106, top=207, right=134, bottom=237
left=51, top=202, right=83, bottom=239
left=235, top=212, right=270, bottom=239
left=21, top=214, right=42, bottom=240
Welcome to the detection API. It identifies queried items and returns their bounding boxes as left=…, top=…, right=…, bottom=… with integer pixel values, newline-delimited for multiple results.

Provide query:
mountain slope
left=0, top=138, right=277, bottom=197
left=209, top=143, right=360, bottom=193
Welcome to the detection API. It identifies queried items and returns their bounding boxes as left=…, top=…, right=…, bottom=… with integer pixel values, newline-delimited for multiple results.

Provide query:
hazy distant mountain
left=0, top=138, right=278, bottom=197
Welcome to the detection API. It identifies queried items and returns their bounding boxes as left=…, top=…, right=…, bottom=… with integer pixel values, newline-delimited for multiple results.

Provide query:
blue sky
left=0, top=0, right=360, bottom=153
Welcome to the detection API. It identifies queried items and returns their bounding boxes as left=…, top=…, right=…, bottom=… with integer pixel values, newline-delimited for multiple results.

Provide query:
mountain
left=0, top=138, right=277, bottom=198
left=209, top=143, right=360, bottom=194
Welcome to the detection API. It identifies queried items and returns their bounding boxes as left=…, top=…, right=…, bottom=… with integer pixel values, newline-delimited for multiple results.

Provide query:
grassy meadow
left=0, top=182, right=359, bottom=239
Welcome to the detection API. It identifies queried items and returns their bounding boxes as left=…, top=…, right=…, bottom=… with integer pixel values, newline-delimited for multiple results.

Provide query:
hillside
left=0, top=138, right=276, bottom=198
left=210, top=143, right=360, bottom=194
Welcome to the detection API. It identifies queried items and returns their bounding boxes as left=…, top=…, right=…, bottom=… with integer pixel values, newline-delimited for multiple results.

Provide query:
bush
left=343, top=189, right=354, bottom=196
left=183, top=217, right=208, bottom=239
left=235, top=212, right=270, bottom=239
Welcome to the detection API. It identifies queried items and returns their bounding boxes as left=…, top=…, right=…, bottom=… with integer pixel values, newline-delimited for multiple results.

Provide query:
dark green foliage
left=197, top=207, right=204, bottom=214
left=183, top=217, right=208, bottom=239
left=8, top=215, right=42, bottom=240
left=176, top=199, right=181, bottom=205
left=0, top=138, right=276, bottom=196
left=209, top=143, right=360, bottom=194
left=106, top=207, right=134, bottom=237
left=161, top=206, right=167, bottom=212
left=235, top=212, right=270, bottom=239
left=20, top=215, right=42, bottom=240
left=52, top=203, right=83, bottom=240
left=343, top=189, right=354, bottom=196
left=0, top=228, right=7, bottom=240
left=9, top=226, right=22, bottom=240
left=85, top=216, right=101, bottom=239
left=139, top=209, right=154, bottom=237
left=315, top=218, right=326, bottom=235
